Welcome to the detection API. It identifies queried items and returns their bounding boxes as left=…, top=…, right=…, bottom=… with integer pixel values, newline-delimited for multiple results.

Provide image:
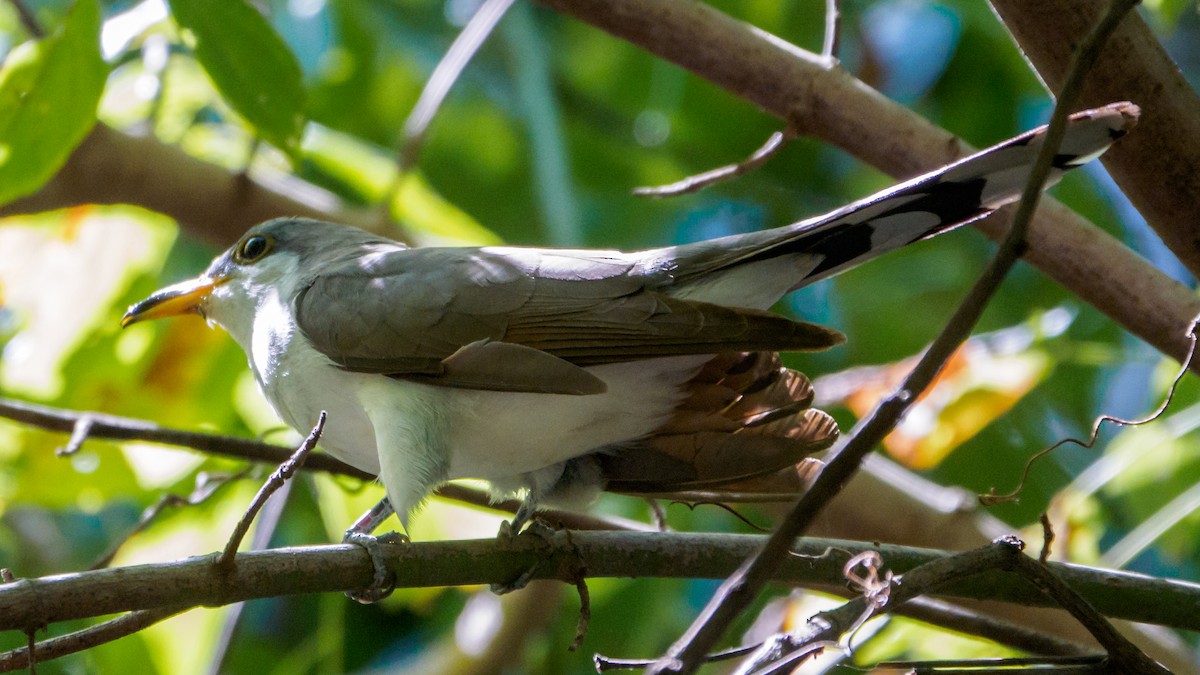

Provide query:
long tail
left=661, top=101, right=1139, bottom=306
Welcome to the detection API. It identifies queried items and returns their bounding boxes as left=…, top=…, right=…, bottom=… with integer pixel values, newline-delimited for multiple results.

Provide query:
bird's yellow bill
left=121, top=276, right=220, bottom=327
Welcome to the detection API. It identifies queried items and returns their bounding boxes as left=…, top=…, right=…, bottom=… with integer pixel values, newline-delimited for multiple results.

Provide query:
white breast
left=248, top=287, right=383, bottom=474
left=442, top=355, right=709, bottom=481
left=214, top=273, right=708, bottom=515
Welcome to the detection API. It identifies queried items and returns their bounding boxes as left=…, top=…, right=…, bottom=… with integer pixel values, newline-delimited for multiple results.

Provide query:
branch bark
left=0, top=124, right=377, bottom=246
left=1, top=533, right=1198, bottom=635
left=991, top=0, right=1200, bottom=278
left=535, top=0, right=1200, bottom=372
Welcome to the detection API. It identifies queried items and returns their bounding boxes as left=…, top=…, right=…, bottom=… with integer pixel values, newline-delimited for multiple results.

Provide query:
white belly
left=241, top=293, right=708, bottom=514
left=245, top=300, right=383, bottom=474
left=263, top=340, right=706, bottom=510
left=443, top=355, right=709, bottom=481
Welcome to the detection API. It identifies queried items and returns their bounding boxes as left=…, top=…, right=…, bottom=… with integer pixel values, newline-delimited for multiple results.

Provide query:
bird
left=123, top=103, right=1136, bottom=544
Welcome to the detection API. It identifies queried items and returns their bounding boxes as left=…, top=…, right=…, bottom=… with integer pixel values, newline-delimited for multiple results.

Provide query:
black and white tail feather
left=784, top=102, right=1136, bottom=287
left=601, top=102, right=1138, bottom=501
left=659, top=101, right=1138, bottom=305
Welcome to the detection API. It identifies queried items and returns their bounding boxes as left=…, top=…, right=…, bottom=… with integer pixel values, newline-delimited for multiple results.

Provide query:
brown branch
left=894, top=597, right=1092, bottom=657
left=0, top=397, right=647, bottom=533
left=0, top=606, right=188, bottom=672
left=992, top=0, right=1200, bottom=279
left=999, top=541, right=1169, bottom=674
left=739, top=537, right=1164, bottom=674
left=0, top=396, right=373, bottom=480
left=216, top=412, right=324, bottom=569
left=632, top=126, right=797, bottom=198
left=644, top=2, right=1140, bottom=671
left=535, top=0, right=1200, bottom=374
left=6, top=0, right=43, bottom=39
left=1, top=533, right=1198, bottom=635
left=0, top=124, right=377, bottom=246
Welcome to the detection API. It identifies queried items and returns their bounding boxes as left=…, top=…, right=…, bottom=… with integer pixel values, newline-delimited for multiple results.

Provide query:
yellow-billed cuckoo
left=123, top=103, right=1136, bottom=542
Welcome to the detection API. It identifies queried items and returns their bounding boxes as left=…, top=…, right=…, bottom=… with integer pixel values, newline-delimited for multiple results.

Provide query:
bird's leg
left=499, top=493, right=539, bottom=539
left=343, top=496, right=406, bottom=604
left=492, top=495, right=558, bottom=594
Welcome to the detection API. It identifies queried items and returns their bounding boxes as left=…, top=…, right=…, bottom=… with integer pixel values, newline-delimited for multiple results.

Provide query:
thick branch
left=991, top=0, right=1200, bottom=278
left=535, top=0, right=1200, bottom=371
left=0, top=124, right=376, bottom=246
left=0, top=533, right=1197, bottom=634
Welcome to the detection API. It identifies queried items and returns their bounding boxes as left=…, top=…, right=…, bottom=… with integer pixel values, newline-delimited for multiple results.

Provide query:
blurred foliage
left=0, top=0, right=1198, bottom=672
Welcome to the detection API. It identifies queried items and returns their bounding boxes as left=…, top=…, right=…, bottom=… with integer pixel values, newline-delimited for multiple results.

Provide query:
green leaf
left=1146, top=0, right=1196, bottom=29
left=168, top=0, right=305, bottom=154
left=0, top=0, right=107, bottom=207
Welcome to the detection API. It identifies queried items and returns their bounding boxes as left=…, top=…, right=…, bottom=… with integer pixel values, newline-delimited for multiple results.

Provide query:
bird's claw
left=490, top=519, right=558, bottom=594
left=344, top=531, right=405, bottom=603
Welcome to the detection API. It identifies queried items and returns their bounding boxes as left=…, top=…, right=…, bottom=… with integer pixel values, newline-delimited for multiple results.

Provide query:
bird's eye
left=234, top=235, right=272, bottom=263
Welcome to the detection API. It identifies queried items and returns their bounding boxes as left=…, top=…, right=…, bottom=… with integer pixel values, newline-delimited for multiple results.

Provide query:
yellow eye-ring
left=234, top=234, right=273, bottom=263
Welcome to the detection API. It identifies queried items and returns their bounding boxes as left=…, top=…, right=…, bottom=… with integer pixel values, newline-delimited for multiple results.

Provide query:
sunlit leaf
left=0, top=0, right=107, bottom=206
left=819, top=332, right=1051, bottom=470
left=0, top=209, right=174, bottom=399
left=167, top=0, right=305, bottom=154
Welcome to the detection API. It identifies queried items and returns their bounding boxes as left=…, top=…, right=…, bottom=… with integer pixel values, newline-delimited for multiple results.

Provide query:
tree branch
left=0, top=124, right=377, bottom=246
left=0, top=397, right=652, bottom=533
left=991, top=0, right=1200, bottom=278
left=644, top=1, right=1140, bottom=670
left=535, top=0, right=1200, bottom=373
left=0, top=533, right=1197, bottom=635
left=0, top=606, right=188, bottom=672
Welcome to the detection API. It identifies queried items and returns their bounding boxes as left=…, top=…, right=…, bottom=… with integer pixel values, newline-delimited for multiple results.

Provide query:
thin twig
left=645, top=1, right=1140, bottom=671
left=875, top=655, right=1106, bottom=670
left=595, top=549, right=1100, bottom=672
left=730, top=539, right=1023, bottom=673
left=570, top=575, right=591, bottom=652
left=0, top=397, right=372, bottom=480
left=632, top=126, right=797, bottom=198
left=216, top=412, right=325, bottom=570
left=0, top=606, right=188, bottom=672
left=1002, top=542, right=1168, bottom=674
left=379, top=0, right=517, bottom=222
left=90, top=470, right=251, bottom=569
left=666, top=500, right=769, bottom=532
left=981, top=314, right=1200, bottom=506
left=7, top=0, right=44, bottom=39
left=894, top=597, right=1093, bottom=657
left=744, top=536, right=1167, bottom=675
left=1040, top=512, right=1055, bottom=564
left=24, top=630, right=34, bottom=675
left=0, top=396, right=648, bottom=532
left=821, top=0, right=840, bottom=64
left=54, top=415, right=93, bottom=456
left=596, top=645, right=759, bottom=672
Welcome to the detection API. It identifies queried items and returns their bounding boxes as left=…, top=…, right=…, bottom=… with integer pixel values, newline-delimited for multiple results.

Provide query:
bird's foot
left=490, top=519, right=558, bottom=595
left=498, top=496, right=539, bottom=539
left=344, top=530, right=405, bottom=604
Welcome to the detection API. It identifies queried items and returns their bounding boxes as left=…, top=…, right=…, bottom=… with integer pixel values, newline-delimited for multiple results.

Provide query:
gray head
left=121, top=218, right=401, bottom=344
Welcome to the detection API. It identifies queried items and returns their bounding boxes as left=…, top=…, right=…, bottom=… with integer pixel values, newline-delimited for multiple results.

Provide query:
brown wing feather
left=602, top=352, right=839, bottom=493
